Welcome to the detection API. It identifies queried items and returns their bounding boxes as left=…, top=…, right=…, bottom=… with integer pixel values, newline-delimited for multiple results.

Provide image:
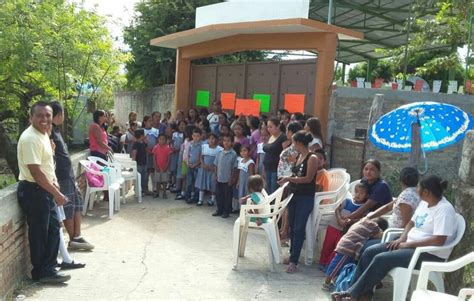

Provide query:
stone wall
left=330, top=136, right=365, bottom=181
left=0, top=151, right=88, bottom=300
left=328, top=87, right=474, bottom=182
left=113, top=85, right=175, bottom=128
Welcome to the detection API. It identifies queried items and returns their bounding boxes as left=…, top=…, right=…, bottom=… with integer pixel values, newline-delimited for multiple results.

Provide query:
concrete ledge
left=0, top=150, right=88, bottom=300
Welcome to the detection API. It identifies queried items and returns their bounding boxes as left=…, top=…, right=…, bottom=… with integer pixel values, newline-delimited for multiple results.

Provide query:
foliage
left=347, top=60, right=394, bottom=83
left=0, top=0, right=128, bottom=178
left=124, top=0, right=267, bottom=90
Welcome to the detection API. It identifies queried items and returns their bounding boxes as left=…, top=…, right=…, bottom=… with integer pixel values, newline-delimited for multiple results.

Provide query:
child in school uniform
left=256, top=125, right=269, bottom=175
left=239, top=175, right=267, bottom=226
left=185, top=128, right=202, bottom=204
left=143, top=115, right=159, bottom=194
left=195, top=133, right=222, bottom=206
left=236, top=145, right=255, bottom=211
left=152, top=133, right=172, bottom=199
left=170, top=120, right=186, bottom=192
left=213, top=133, right=238, bottom=218
left=175, top=124, right=195, bottom=200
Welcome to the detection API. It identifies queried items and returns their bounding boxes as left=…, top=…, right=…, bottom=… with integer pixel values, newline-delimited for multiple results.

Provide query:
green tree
left=0, top=0, right=128, bottom=178
left=124, top=0, right=268, bottom=90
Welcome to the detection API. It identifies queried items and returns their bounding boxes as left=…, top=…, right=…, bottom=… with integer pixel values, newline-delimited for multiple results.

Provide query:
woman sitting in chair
left=331, top=175, right=457, bottom=301
left=343, top=160, right=393, bottom=225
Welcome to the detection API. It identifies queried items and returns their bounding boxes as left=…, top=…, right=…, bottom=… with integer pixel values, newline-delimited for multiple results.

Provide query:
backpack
left=334, top=263, right=357, bottom=292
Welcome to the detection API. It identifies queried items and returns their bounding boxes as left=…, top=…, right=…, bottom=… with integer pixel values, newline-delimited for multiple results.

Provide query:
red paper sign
left=220, top=92, right=236, bottom=110
left=234, top=99, right=260, bottom=116
left=284, top=94, right=305, bottom=114
left=391, top=83, right=398, bottom=90
left=465, top=80, right=472, bottom=94
left=351, top=80, right=357, bottom=87
left=373, top=78, right=384, bottom=89
left=414, top=80, right=424, bottom=92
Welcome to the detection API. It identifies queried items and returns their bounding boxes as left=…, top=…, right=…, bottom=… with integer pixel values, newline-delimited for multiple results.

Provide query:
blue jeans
left=348, top=242, right=444, bottom=298
left=137, top=165, right=147, bottom=193
left=17, top=181, right=60, bottom=280
left=185, top=167, right=199, bottom=202
left=265, top=171, right=278, bottom=194
left=288, top=194, right=314, bottom=264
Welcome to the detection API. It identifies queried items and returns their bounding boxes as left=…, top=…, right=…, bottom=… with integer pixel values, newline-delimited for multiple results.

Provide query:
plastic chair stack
left=112, top=153, right=142, bottom=203
left=305, top=168, right=351, bottom=265
left=80, top=160, right=121, bottom=218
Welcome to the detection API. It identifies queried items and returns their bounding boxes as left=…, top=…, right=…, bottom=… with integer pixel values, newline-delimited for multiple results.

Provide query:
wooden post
left=174, top=48, right=191, bottom=114
left=361, top=94, right=385, bottom=176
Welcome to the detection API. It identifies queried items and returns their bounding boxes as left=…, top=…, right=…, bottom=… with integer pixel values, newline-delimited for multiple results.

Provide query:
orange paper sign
left=234, top=99, right=260, bottom=116
left=373, top=78, right=384, bottom=89
left=220, top=92, right=236, bottom=110
left=465, top=80, right=472, bottom=94
left=284, top=94, right=305, bottom=113
left=414, top=80, right=424, bottom=92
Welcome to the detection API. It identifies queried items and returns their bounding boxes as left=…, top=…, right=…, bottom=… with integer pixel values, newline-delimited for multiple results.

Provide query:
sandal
left=286, top=262, right=298, bottom=273
left=59, top=260, right=86, bottom=270
left=330, top=292, right=351, bottom=301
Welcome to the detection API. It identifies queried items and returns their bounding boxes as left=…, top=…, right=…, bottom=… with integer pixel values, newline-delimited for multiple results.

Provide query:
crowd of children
left=119, top=100, right=330, bottom=221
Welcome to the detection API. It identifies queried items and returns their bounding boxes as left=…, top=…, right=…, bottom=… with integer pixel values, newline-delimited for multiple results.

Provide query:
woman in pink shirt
left=89, top=110, right=110, bottom=161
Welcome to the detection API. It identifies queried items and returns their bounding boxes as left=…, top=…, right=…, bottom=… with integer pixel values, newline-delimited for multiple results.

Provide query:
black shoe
left=186, top=199, right=195, bottom=204
left=170, top=188, right=180, bottom=193
left=231, top=209, right=240, bottom=214
left=221, top=213, right=230, bottom=218
left=212, top=211, right=222, bottom=217
left=60, top=260, right=86, bottom=270
left=38, top=272, right=71, bottom=283
left=175, top=194, right=185, bottom=200
left=153, top=193, right=159, bottom=198
left=196, top=201, right=203, bottom=206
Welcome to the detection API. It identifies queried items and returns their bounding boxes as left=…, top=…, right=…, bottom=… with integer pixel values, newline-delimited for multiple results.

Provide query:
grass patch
left=0, top=174, right=16, bottom=190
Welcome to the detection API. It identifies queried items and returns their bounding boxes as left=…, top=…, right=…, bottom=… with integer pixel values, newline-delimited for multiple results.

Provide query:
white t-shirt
left=309, top=137, right=323, bottom=148
left=407, top=198, right=456, bottom=259
left=257, top=142, right=265, bottom=154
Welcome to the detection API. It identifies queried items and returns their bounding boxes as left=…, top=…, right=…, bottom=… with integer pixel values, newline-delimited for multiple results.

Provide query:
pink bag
left=85, top=162, right=104, bottom=187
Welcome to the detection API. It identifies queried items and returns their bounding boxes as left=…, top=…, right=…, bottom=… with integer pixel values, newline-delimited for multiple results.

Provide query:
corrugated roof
left=309, top=0, right=441, bottom=63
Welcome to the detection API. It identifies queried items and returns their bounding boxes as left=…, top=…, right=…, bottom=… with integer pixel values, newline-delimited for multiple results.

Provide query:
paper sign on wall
left=252, top=93, right=271, bottom=113
left=235, top=99, right=260, bottom=116
left=465, top=80, right=472, bottom=94
left=220, top=92, right=236, bottom=110
left=196, top=90, right=210, bottom=107
left=432, top=80, right=442, bottom=93
left=284, top=94, right=305, bottom=114
left=414, top=80, right=424, bottom=92
left=373, top=78, right=384, bottom=89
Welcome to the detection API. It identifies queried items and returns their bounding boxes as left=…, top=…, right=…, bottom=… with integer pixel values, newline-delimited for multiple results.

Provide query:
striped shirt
left=336, top=217, right=381, bottom=259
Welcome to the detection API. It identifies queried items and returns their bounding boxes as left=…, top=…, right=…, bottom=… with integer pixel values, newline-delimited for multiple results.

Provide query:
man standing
left=17, top=101, right=70, bottom=283
left=50, top=102, right=94, bottom=250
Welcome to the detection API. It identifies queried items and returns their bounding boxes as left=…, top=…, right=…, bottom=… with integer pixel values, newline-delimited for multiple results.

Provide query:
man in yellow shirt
left=17, top=101, right=70, bottom=283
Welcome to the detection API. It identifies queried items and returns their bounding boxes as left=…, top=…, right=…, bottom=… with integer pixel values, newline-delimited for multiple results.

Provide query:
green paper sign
left=196, top=90, right=210, bottom=107
left=253, top=93, right=271, bottom=113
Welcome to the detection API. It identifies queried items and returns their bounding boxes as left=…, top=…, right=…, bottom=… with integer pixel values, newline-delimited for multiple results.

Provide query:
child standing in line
left=314, top=149, right=331, bottom=202
left=256, top=125, right=269, bottom=175
left=233, top=122, right=250, bottom=148
left=213, top=134, right=238, bottom=218
left=322, top=217, right=388, bottom=291
left=131, top=129, right=148, bottom=195
left=170, top=120, right=186, bottom=192
left=236, top=145, right=255, bottom=212
left=143, top=115, right=159, bottom=194
left=195, top=133, right=222, bottom=206
left=152, top=133, right=172, bottom=199
left=185, top=128, right=202, bottom=204
left=319, top=183, right=370, bottom=272
left=175, top=124, right=195, bottom=200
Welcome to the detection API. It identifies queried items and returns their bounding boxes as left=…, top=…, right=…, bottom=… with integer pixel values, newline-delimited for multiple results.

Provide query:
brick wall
left=328, top=87, right=474, bottom=183
left=0, top=151, right=88, bottom=300
left=113, top=85, right=175, bottom=128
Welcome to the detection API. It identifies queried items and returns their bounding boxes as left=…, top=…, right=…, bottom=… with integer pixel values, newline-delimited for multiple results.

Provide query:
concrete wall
left=328, top=87, right=474, bottom=182
left=0, top=151, right=88, bottom=300
left=113, top=85, right=175, bottom=128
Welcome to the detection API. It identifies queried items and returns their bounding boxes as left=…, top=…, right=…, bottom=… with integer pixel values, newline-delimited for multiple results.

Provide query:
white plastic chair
left=88, top=156, right=126, bottom=207
left=304, top=169, right=350, bottom=265
left=382, top=213, right=466, bottom=301
left=411, top=252, right=474, bottom=301
left=80, top=160, right=120, bottom=218
left=232, top=183, right=290, bottom=271
left=112, top=154, right=142, bottom=203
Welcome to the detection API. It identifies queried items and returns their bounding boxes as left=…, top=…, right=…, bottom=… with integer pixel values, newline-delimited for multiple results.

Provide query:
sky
left=79, top=0, right=140, bottom=50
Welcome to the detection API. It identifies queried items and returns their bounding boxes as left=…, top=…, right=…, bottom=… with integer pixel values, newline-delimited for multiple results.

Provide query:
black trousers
left=17, top=181, right=60, bottom=280
left=216, top=182, right=233, bottom=215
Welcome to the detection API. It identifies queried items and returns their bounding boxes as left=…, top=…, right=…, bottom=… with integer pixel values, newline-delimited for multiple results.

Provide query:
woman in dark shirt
left=278, top=131, right=318, bottom=273
left=263, top=117, right=287, bottom=193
